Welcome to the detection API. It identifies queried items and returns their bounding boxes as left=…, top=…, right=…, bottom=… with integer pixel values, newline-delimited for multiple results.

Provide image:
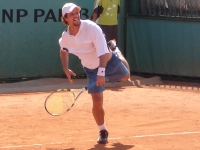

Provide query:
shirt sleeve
left=58, top=31, right=65, bottom=50
left=58, top=38, right=63, bottom=50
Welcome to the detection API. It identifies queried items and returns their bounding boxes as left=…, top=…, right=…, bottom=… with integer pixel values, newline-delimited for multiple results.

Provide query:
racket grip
left=86, top=82, right=96, bottom=90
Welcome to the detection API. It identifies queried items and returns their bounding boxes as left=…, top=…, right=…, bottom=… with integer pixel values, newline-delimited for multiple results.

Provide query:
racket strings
left=45, top=91, right=75, bottom=116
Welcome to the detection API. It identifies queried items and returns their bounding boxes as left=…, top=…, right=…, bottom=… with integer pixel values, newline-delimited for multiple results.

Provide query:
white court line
left=133, top=131, right=199, bottom=138
left=0, top=131, right=199, bottom=149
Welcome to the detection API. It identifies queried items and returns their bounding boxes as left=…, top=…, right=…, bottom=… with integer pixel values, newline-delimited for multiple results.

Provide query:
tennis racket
left=44, top=82, right=96, bottom=116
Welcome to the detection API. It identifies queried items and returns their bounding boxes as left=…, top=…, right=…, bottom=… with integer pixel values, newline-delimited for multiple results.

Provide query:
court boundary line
left=0, top=131, right=199, bottom=149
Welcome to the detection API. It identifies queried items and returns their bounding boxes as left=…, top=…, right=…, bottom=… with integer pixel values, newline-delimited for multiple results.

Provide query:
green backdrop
left=0, top=0, right=125, bottom=79
left=126, top=18, right=200, bottom=77
left=2, top=0, right=200, bottom=79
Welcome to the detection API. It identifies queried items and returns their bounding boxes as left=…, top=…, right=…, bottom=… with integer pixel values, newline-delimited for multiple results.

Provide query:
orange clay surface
left=0, top=81, right=200, bottom=150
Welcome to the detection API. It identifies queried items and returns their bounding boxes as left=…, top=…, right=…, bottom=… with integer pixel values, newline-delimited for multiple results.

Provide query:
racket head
left=44, top=89, right=76, bottom=116
left=44, top=82, right=96, bottom=116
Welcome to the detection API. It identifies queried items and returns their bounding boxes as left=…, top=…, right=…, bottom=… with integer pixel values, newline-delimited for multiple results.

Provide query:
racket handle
left=86, top=82, right=96, bottom=90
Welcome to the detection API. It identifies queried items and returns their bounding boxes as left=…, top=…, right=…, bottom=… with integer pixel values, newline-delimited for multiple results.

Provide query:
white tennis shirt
left=59, top=20, right=109, bottom=69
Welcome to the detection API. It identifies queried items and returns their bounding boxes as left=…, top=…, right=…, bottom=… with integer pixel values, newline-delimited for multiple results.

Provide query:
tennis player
left=59, top=2, right=130, bottom=144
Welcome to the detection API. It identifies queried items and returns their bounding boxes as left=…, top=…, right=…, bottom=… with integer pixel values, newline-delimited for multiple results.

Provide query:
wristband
left=97, top=67, right=105, bottom=76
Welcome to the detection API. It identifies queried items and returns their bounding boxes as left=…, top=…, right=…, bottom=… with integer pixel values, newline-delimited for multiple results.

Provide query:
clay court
left=0, top=76, right=200, bottom=150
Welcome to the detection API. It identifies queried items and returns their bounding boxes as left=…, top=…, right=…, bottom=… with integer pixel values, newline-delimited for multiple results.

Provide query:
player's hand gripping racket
left=44, top=82, right=96, bottom=116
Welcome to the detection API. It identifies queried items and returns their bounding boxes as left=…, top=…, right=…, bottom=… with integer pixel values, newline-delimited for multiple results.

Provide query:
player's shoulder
left=59, top=29, right=68, bottom=43
left=81, top=19, right=97, bottom=27
left=81, top=20, right=101, bottom=32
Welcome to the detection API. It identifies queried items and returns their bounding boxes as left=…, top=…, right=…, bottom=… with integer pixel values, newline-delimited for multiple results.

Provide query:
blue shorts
left=83, top=52, right=129, bottom=94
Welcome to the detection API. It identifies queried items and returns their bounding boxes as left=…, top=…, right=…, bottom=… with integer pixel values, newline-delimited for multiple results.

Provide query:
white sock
left=98, top=124, right=107, bottom=131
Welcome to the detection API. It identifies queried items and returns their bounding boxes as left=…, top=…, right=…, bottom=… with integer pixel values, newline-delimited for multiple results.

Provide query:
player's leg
left=115, top=51, right=130, bottom=76
left=91, top=92, right=104, bottom=126
left=83, top=67, right=109, bottom=144
left=91, top=92, right=108, bottom=144
left=107, top=24, right=130, bottom=75
left=108, top=40, right=130, bottom=79
left=106, top=52, right=130, bottom=82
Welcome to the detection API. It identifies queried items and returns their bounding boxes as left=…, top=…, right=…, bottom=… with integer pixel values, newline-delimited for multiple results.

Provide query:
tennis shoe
left=97, top=130, right=109, bottom=144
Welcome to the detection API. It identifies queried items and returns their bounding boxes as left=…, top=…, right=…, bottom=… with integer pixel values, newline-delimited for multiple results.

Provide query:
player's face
left=64, top=8, right=81, bottom=27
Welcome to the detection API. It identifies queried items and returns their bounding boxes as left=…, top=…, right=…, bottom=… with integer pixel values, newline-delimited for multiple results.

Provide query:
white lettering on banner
left=1, top=8, right=89, bottom=23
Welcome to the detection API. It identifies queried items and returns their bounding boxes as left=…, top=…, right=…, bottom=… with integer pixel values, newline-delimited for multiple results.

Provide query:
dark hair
left=61, top=16, right=68, bottom=26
